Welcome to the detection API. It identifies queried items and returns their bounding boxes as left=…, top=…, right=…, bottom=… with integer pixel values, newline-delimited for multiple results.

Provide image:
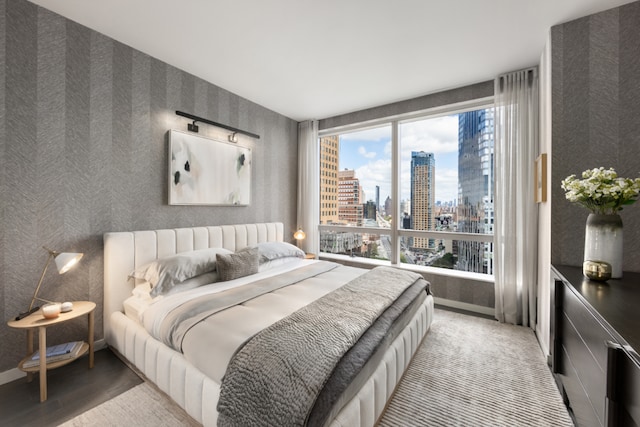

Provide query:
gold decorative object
left=583, top=260, right=612, bottom=281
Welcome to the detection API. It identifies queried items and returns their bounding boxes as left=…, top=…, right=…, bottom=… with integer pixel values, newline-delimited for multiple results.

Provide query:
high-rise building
left=410, top=151, right=436, bottom=250
left=364, top=200, right=377, bottom=220
left=320, top=136, right=339, bottom=224
left=338, top=169, right=364, bottom=225
left=402, top=212, right=411, bottom=229
left=384, top=196, right=392, bottom=217
left=400, top=199, right=411, bottom=218
left=456, top=109, right=494, bottom=274
left=375, top=186, right=380, bottom=212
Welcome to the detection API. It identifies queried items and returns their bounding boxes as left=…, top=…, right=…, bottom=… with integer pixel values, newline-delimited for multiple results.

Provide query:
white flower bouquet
left=561, top=167, right=640, bottom=215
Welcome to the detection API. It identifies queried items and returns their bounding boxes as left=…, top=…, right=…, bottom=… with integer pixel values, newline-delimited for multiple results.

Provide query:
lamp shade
left=54, top=252, right=83, bottom=274
left=23, top=247, right=84, bottom=315
left=293, top=228, right=306, bottom=241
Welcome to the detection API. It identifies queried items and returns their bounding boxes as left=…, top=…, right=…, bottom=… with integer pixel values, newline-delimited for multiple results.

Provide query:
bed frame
left=104, top=222, right=433, bottom=426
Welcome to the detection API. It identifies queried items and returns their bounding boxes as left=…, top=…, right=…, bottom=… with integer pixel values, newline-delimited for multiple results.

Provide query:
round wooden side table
left=7, top=301, right=96, bottom=402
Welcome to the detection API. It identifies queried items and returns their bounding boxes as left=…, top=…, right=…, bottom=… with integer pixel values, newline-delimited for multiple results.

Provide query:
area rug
left=378, top=308, right=574, bottom=426
left=57, top=382, right=199, bottom=427
left=58, top=309, right=573, bottom=426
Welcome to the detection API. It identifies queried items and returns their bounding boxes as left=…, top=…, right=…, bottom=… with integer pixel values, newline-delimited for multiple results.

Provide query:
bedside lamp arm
left=28, top=249, right=57, bottom=311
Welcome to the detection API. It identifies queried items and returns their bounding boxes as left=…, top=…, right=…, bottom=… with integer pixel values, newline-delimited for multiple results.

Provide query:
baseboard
left=433, top=297, right=495, bottom=317
left=0, top=367, right=24, bottom=385
left=0, top=339, right=107, bottom=386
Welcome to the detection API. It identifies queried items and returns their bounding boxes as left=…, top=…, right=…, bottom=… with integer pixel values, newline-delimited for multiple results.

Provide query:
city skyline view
left=338, top=115, right=460, bottom=206
left=321, top=107, right=494, bottom=274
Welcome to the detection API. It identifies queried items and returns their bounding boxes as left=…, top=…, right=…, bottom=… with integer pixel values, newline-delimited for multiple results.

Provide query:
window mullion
left=391, top=121, right=400, bottom=265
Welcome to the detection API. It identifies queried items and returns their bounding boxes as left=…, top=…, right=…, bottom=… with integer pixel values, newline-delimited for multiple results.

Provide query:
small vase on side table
left=584, top=213, right=623, bottom=278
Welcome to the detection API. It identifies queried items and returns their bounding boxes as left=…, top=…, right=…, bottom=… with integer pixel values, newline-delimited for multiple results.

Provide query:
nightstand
left=305, top=253, right=316, bottom=259
left=7, top=301, right=96, bottom=402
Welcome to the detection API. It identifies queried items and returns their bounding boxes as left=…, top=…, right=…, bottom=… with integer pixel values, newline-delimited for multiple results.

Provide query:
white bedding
left=183, top=262, right=363, bottom=383
left=104, top=223, right=435, bottom=427
left=124, top=258, right=313, bottom=324
left=143, top=258, right=316, bottom=333
left=137, top=259, right=365, bottom=383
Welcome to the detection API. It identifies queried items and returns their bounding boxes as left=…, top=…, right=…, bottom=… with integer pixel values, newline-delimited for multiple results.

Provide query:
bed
left=104, top=222, right=434, bottom=426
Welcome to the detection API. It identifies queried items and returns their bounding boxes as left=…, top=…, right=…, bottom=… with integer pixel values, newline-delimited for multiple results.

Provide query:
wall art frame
left=168, top=129, right=251, bottom=206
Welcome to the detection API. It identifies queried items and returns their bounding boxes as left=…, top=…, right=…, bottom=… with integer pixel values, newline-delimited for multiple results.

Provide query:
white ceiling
left=29, top=0, right=636, bottom=121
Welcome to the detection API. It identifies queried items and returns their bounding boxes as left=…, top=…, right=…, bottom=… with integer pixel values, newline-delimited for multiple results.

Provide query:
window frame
left=318, top=97, right=495, bottom=277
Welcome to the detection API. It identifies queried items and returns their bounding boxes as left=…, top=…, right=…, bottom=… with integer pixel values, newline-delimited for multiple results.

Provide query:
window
left=320, top=125, right=392, bottom=228
left=319, top=103, right=494, bottom=275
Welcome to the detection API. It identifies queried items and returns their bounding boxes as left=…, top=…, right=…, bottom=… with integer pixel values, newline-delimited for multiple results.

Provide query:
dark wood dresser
left=551, top=265, right=640, bottom=426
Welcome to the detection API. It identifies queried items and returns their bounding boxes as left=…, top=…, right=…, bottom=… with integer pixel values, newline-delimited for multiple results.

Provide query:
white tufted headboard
left=103, top=222, right=284, bottom=341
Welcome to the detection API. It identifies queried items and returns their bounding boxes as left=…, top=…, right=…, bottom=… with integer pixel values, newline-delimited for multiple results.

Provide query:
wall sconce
left=16, top=247, right=84, bottom=320
left=176, top=111, right=260, bottom=140
left=293, top=228, right=306, bottom=248
left=188, top=120, right=199, bottom=133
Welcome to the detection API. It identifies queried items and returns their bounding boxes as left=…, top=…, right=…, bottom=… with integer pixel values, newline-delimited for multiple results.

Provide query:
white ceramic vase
left=583, top=213, right=623, bottom=279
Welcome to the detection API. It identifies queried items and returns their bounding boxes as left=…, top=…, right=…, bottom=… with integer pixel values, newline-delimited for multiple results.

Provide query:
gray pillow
left=130, top=247, right=232, bottom=296
left=252, top=241, right=305, bottom=263
left=216, top=247, right=260, bottom=281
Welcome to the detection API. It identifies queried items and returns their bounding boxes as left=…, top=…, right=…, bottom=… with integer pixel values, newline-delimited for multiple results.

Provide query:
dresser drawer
left=561, top=310, right=606, bottom=425
left=562, top=282, right=614, bottom=372
left=558, top=343, right=600, bottom=427
left=551, top=266, right=640, bottom=427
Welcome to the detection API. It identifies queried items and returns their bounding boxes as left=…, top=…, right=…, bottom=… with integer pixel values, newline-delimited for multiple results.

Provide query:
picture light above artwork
left=175, top=110, right=261, bottom=142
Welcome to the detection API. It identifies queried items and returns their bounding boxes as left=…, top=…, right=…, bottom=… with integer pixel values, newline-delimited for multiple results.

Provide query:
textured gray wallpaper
left=551, top=1, right=640, bottom=271
left=0, top=0, right=298, bottom=372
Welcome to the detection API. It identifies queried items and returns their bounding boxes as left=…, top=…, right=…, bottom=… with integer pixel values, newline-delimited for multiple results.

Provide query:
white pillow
left=258, top=257, right=304, bottom=272
left=130, top=247, right=232, bottom=296
left=131, top=282, right=153, bottom=301
left=164, top=271, right=219, bottom=296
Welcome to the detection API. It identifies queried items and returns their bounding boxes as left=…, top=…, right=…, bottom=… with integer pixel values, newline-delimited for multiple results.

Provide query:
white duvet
left=129, top=259, right=366, bottom=383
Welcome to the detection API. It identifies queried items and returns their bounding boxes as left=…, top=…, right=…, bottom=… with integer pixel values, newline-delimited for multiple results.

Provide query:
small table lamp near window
left=16, top=246, right=83, bottom=320
left=294, top=228, right=315, bottom=259
left=293, top=228, right=306, bottom=248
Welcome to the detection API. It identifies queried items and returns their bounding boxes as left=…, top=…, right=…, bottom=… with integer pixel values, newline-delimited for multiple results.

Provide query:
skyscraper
left=364, top=200, right=377, bottom=221
left=384, top=196, right=392, bottom=218
left=338, top=169, right=364, bottom=225
left=410, top=151, right=436, bottom=250
left=375, top=185, right=380, bottom=213
left=320, top=136, right=339, bottom=224
left=456, top=109, right=494, bottom=274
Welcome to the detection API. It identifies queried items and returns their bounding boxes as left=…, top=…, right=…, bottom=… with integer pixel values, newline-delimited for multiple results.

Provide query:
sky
left=339, top=115, right=459, bottom=205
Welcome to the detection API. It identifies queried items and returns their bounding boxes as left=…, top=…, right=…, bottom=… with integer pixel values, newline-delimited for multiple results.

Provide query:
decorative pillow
left=252, top=241, right=305, bottom=264
left=216, top=247, right=260, bottom=281
left=130, top=247, right=232, bottom=297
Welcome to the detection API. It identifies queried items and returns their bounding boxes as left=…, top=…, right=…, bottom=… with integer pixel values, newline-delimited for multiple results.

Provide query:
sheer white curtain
left=494, top=68, right=539, bottom=327
left=297, top=120, right=319, bottom=254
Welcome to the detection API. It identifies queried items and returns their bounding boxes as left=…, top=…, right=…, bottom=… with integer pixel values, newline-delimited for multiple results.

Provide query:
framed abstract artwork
left=168, top=130, right=251, bottom=206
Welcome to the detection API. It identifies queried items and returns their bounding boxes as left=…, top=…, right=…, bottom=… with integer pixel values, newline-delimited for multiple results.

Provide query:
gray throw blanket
left=306, top=280, right=429, bottom=427
left=217, top=266, right=425, bottom=427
